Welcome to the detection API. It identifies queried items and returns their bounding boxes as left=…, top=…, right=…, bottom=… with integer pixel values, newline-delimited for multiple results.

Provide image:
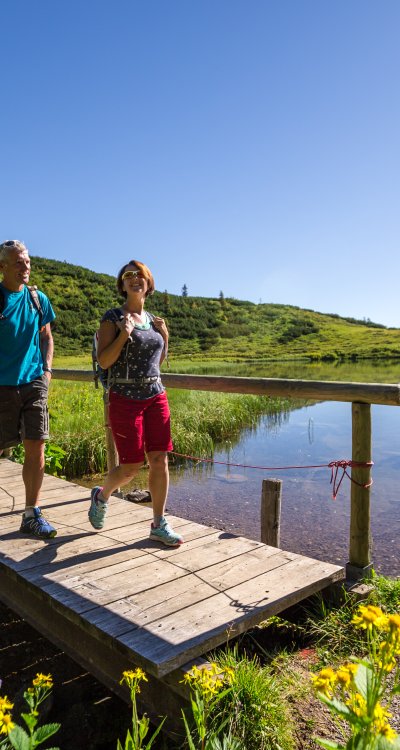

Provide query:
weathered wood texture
left=53, top=370, right=400, bottom=405
left=348, top=403, right=372, bottom=574
left=0, top=459, right=344, bottom=688
left=261, top=478, right=282, bottom=547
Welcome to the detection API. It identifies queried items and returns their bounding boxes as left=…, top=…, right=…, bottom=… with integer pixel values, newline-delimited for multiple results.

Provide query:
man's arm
left=40, top=323, right=54, bottom=380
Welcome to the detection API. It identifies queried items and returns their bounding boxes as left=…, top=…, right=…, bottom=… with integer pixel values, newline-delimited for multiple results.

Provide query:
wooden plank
left=35, top=558, right=190, bottom=614
left=83, top=577, right=218, bottom=637
left=198, top=547, right=298, bottom=590
left=118, top=556, right=343, bottom=675
left=167, top=535, right=263, bottom=571
left=1, top=526, right=119, bottom=569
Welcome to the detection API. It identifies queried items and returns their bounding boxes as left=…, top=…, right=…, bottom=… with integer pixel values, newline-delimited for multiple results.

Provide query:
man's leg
left=22, top=438, right=45, bottom=507
left=19, top=378, right=56, bottom=538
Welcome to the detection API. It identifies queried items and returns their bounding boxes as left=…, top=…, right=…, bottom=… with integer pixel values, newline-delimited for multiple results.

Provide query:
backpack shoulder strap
left=26, top=285, right=43, bottom=330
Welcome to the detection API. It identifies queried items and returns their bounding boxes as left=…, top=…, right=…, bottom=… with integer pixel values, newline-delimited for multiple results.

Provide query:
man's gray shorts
left=0, top=375, right=49, bottom=449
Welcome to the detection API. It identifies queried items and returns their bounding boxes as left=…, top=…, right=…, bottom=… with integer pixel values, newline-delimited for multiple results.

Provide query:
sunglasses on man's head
left=2, top=240, right=19, bottom=247
left=122, top=270, right=144, bottom=281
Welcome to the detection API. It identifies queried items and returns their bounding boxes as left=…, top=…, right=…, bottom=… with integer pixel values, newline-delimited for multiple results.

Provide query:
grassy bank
left=45, top=379, right=292, bottom=478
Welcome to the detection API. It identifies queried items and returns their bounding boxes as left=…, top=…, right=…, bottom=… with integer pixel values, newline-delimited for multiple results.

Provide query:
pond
left=167, top=360, right=400, bottom=577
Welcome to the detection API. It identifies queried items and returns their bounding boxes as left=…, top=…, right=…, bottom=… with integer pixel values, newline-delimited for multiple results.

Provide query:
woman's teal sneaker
left=149, top=517, right=183, bottom=547
left=88, top=486, right=108, bottom=529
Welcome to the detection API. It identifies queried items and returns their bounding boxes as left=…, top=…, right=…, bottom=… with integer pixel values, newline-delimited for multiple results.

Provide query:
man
left=0, top=239, right=57, bottom=538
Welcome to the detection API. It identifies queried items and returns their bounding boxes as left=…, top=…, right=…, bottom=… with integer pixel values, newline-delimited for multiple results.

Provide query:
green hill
left=29, top=256, right=400, bottom=362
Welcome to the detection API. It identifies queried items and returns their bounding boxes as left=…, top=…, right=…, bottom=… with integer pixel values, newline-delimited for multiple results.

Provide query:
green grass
left=45, top=380, right=292, bottom=478
left=301, top=572, right=400, bottom=666
left=213, top=647, right=297, bottom=750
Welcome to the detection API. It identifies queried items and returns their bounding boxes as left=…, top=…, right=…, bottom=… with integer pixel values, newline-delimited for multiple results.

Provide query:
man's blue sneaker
left=149, top=517, right=183, bottom=547
left=88, top=486, right=108, bottom=529
left=20, top=507, right=57, bottom=539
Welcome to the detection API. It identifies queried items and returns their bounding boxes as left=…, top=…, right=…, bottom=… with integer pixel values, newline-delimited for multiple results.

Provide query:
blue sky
left=2, top=1, right=399, bottom=326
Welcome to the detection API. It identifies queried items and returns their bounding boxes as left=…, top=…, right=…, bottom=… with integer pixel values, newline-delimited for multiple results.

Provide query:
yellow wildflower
left=224, top=667, right=235, bottom=683
left=346, top=692, right=367, bottom=718
left=181, top=663, right=228, bottom=700
left=351, top=605, right=388, bottom=631
left=371, top=702, right=394, bottom=737
left=380, top=724, right=397, bottom=741
left=388, top=613, right=400, bottom=632
left=0, top=711, right=15, bottom=736
left=387, top=615, right=400, bottom=653
left=32, top=673, right=53, bottom=688
left=311, top=667, right=337, bottom=697
left=120, top=668, right=148, bottom=692
left=378, top=641, right=397, bottom=672
left=336, top=663, right=358, bottom=687
left=0, top=697, right=13, bottom=713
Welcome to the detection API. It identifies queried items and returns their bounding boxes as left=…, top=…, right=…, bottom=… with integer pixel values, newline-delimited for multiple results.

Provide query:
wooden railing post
left=346, top=402, right=373, bottom=581
left=261, top=478, right=282, bottom=547
left=103, top=394, right=118, bottom=475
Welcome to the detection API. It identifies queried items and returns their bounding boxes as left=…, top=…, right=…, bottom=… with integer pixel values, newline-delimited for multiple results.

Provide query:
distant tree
left=182, top=284, right=188, bottom=297
left=219, top=290, right=225, bottom=307
left=163, top=290, right=170, bottom=314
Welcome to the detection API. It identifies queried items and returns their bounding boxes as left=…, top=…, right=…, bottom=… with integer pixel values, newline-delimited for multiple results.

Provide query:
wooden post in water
left=346, top=402, right=373, bottom=581
left=261, top=478, right=282, bottom=547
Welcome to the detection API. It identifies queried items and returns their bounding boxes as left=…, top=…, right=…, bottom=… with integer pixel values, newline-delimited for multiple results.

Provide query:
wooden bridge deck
left=0, top=457, right=344, bottom=708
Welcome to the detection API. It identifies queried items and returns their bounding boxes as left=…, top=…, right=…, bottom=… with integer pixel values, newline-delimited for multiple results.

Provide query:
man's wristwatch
left=43, top=367, right=53, bottom=374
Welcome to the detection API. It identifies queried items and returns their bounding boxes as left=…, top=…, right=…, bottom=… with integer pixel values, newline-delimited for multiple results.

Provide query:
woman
left=88, top=260, right=183, bottom=547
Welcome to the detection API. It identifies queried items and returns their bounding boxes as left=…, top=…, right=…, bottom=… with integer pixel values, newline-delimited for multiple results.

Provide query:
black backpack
left=0, top=284, right=43, bottom=329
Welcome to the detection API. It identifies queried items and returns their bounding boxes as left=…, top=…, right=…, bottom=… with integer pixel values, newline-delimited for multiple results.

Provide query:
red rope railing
left=170, top=452, right=373, bottom=500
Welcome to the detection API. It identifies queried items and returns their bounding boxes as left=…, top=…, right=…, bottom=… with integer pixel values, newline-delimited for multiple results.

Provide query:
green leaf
left=143, top=717, right=165, bottom=750
left=376, top=736, right=400, bottom=750
left=354, top=662, right=374, bottom=700
left=138, top=715, right=149, bottom=742
left=119, top=729, right=134, bottom=750
left=181, top=710, right=197, bottom=750
left=319, top=694, right=352, bottom=720
left=313, top=738, right=344, bottom=750
left=8, top=725, right=31, bottom=750
left=20, top=713, right=37, bottom=733
left=32, top=724, right=61, bottom=744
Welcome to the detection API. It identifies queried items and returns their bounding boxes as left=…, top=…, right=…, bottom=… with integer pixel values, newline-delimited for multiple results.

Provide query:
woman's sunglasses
left=121, top=270, right=144, bottom=281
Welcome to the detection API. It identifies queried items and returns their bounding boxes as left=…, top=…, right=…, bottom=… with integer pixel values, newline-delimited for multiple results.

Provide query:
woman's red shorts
left=108, top=390, right=173, bottom=464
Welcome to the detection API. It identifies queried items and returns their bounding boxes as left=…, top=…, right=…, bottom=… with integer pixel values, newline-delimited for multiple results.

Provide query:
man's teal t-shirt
left=0, top=284, right=56, bottom=386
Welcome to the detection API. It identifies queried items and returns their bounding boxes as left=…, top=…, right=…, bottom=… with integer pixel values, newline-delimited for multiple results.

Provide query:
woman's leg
left=147, top=450, right=182, bottom=545
left=146, top=451, right=169, bottom=519
left=101, top=462, right=142, bottom=500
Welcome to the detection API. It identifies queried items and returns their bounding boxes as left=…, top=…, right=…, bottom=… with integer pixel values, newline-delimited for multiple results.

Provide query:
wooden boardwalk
left=0, top=457, right=344, bottom=717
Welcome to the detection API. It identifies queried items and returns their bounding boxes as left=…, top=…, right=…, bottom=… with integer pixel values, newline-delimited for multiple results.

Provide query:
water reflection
left=165, top=363, right=400, bottom=578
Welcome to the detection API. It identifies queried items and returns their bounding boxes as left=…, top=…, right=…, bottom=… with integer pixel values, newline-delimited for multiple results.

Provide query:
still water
left=166, top=361, right=400, bottom=576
